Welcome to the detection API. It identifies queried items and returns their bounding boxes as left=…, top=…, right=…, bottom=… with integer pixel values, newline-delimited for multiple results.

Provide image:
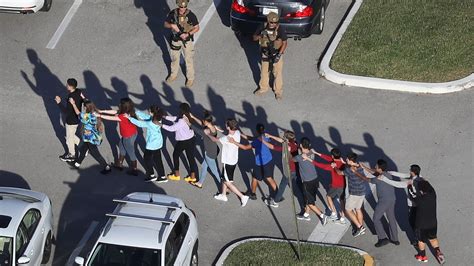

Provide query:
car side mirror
left=17, top=256, right=31, bottom=264
left=75, top=256, right=85, bottom=265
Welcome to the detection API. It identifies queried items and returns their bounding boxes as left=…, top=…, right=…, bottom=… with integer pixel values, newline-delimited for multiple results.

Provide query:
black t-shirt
left=165, top=9, right=199, bottom=35
left=255, top=24, right=288, bottom=41
left=65, top=89, right=83, bottom=125
left=414, top=191, right=437, bottom=229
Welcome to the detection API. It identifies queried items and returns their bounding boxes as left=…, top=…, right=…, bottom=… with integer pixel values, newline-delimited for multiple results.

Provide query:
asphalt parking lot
left=0, top=0, right=472, bottom=265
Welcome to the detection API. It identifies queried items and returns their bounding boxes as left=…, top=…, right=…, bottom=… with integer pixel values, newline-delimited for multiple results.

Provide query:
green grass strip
left=224, top=240, right=364, bottom=265
left=330, top=0, right=473, bottom=82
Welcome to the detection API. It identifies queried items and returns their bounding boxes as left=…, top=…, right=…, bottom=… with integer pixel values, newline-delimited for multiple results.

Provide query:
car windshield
left=88, top=243, right=161, bottom=266
left=0, top=236, right=13, bottom=265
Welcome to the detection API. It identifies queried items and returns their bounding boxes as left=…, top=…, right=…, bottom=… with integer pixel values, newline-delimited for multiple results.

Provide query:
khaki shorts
left=345, top=195, right=365, bottom=210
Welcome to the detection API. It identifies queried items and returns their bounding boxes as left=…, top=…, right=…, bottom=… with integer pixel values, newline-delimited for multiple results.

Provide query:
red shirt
left=312, top=154, right=345, bottom=188
left=271, top=141, right=298, bottom=173
left=118, top=114, right=138, bottom=138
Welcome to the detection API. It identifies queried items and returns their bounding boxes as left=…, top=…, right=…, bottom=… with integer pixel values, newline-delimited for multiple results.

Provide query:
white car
left=0, top=187, right=54, bottom=265
left=0, top=0, right=52, bottom=14
left=75, top=192, right=199, bottom=266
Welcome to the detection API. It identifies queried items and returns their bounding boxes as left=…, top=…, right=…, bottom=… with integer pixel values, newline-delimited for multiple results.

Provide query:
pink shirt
left=162, top=116, right=194, bottom=141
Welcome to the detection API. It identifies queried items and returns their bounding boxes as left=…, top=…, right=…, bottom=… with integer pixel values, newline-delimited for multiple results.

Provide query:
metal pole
left=282, top=139, right=302, bottom=260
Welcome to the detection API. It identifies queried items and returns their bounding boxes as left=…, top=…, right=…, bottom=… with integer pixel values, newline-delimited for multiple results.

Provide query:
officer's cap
left=267, top=12, right=279, bottom=23
left=176, top=0, right=188, bottom=8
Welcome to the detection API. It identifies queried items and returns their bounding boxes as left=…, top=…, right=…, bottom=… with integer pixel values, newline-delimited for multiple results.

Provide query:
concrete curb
left=319, top=0, right=474, bottom=94
left=215, top=237, right=375, bottom=265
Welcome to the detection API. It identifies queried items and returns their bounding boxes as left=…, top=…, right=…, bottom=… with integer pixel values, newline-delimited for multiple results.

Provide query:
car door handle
left=42, top=227, right=45, bottom=234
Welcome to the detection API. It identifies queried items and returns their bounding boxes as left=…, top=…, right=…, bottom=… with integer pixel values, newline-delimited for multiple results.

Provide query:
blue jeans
left=119, top=133, right=137, bottom=161
left=275, top=172, right=305, bottom=212
left=199, top=153, right=221, bottom=185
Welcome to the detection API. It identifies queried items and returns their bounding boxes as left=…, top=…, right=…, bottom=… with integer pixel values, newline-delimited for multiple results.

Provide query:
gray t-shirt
left=370, top=172, right=396, bottom=202
left=192, top=125, right=219, bottom=159
left=293, top=153, right=317, bottom=182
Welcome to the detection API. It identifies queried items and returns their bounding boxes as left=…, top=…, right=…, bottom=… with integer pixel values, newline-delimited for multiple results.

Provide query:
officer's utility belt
left=170, top=33, right=193, bottom=50
left=261, top=48, right=279, bottom=62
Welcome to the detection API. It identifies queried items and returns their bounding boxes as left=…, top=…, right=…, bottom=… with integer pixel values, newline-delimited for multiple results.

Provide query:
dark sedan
left=230, top=0, right=328, bottom=39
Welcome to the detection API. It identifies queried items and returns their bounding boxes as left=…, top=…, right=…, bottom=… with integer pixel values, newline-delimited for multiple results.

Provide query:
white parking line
left=46, top=0, right=83, bottom=49
left=193, top=0, right=220, bottom=43
left=66, top=220, right=99, bottom=266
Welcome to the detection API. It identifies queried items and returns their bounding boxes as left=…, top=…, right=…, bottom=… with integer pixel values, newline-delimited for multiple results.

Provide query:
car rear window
left=0, top=215, right=12, bottom=228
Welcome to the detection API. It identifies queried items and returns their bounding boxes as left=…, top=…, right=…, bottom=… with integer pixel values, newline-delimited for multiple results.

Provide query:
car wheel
left=190, top=242, right=198, bottom=266
left=40, top=0, right=52, bottom=12
left=41, top=232, right=52, bottom=264
left=312, top=3, right=325, bottom=34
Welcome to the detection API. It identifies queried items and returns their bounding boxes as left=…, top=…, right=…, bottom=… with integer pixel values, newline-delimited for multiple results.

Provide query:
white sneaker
left=241, top=196, right=249, bottom=207
left=335, top=217, right=348, bottom=225
left=214, top=194, right=228, bottom=202
left=329, top=212, right=338, bottom=221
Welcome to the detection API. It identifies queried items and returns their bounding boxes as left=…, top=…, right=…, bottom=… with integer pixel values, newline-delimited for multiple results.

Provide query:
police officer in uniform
left=164, top=0, right=200, bottom=88
left=253, top=12, right=288, bottom=100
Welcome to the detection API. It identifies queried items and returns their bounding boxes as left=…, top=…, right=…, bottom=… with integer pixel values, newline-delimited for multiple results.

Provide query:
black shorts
left=416, top=227, right=437, bottom=241
left=253, top=162, right=274, bottom=181
left=303, top=179, right=319, bottom=205
left=222, top=164, right=237, bottom=182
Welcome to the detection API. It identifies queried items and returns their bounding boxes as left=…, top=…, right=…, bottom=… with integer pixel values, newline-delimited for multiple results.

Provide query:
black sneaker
left=156, top=176, right=168, bottom=183
left=390, top=240, right=400, bottom=245
left=59, top=153, right=75, bottom=162
left=145, top=175, right=158, bottom=182
left=245, top=191, right=257, bottom=200
left=100, top=166, right=112, bottom=175
left=374, top=238, right=390, bottom=247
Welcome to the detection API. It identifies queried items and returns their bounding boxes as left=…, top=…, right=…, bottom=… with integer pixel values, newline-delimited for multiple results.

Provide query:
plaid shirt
left=344, top=167, right=366, bottom=196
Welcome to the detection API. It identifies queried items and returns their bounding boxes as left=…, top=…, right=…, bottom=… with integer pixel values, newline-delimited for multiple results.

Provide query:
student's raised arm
left=379, top=175, right=412, bottom=188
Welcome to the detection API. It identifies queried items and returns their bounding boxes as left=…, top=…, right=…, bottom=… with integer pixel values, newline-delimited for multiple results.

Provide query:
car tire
left=40, top=0, right=52, bottom=12
left=190, top=241, right=198, bottom=266
left=41, top=232, right=52, bottom=264
left=312, top=3, right=325, bottom=34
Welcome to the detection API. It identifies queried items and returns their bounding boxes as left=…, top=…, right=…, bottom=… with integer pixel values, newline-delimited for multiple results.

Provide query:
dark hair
left=149, top=105, right=164, bottom=123
left=283, top=130, right=295, bottom=142
left=178, top=103, right=193, bottom=127
left=256, top=123, right=265, bottom=135
left=418, top=180, right=435, bottom=195
left=410, top=164, right=421, bottom=176
left=226, top=118, right=238, bottom=131
left=376, top=159, right=388, bottom=171
left=347, top=152, right=358, bottom=162
left=300, top=137, right=311, bottom=149
left=67, top=78, right=77, bottom=88
left=202, top=110, right=214, bottom=124
left=331, top=148, right=341, bottom=159
left=118, top=98, right=136, bottom=118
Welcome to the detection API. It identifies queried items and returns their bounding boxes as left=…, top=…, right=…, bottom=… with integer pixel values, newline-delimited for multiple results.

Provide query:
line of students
left=55, top=87, right=445, bottom=264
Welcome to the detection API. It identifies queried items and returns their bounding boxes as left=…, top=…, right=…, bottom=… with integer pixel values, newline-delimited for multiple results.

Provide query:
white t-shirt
left=219, top=130, right=240, bottom=165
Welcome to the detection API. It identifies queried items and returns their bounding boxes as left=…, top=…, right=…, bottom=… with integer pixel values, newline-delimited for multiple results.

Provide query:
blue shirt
left=128, top=111, right=163, bottom=150
left=251, top=136, right=272, bottom=166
